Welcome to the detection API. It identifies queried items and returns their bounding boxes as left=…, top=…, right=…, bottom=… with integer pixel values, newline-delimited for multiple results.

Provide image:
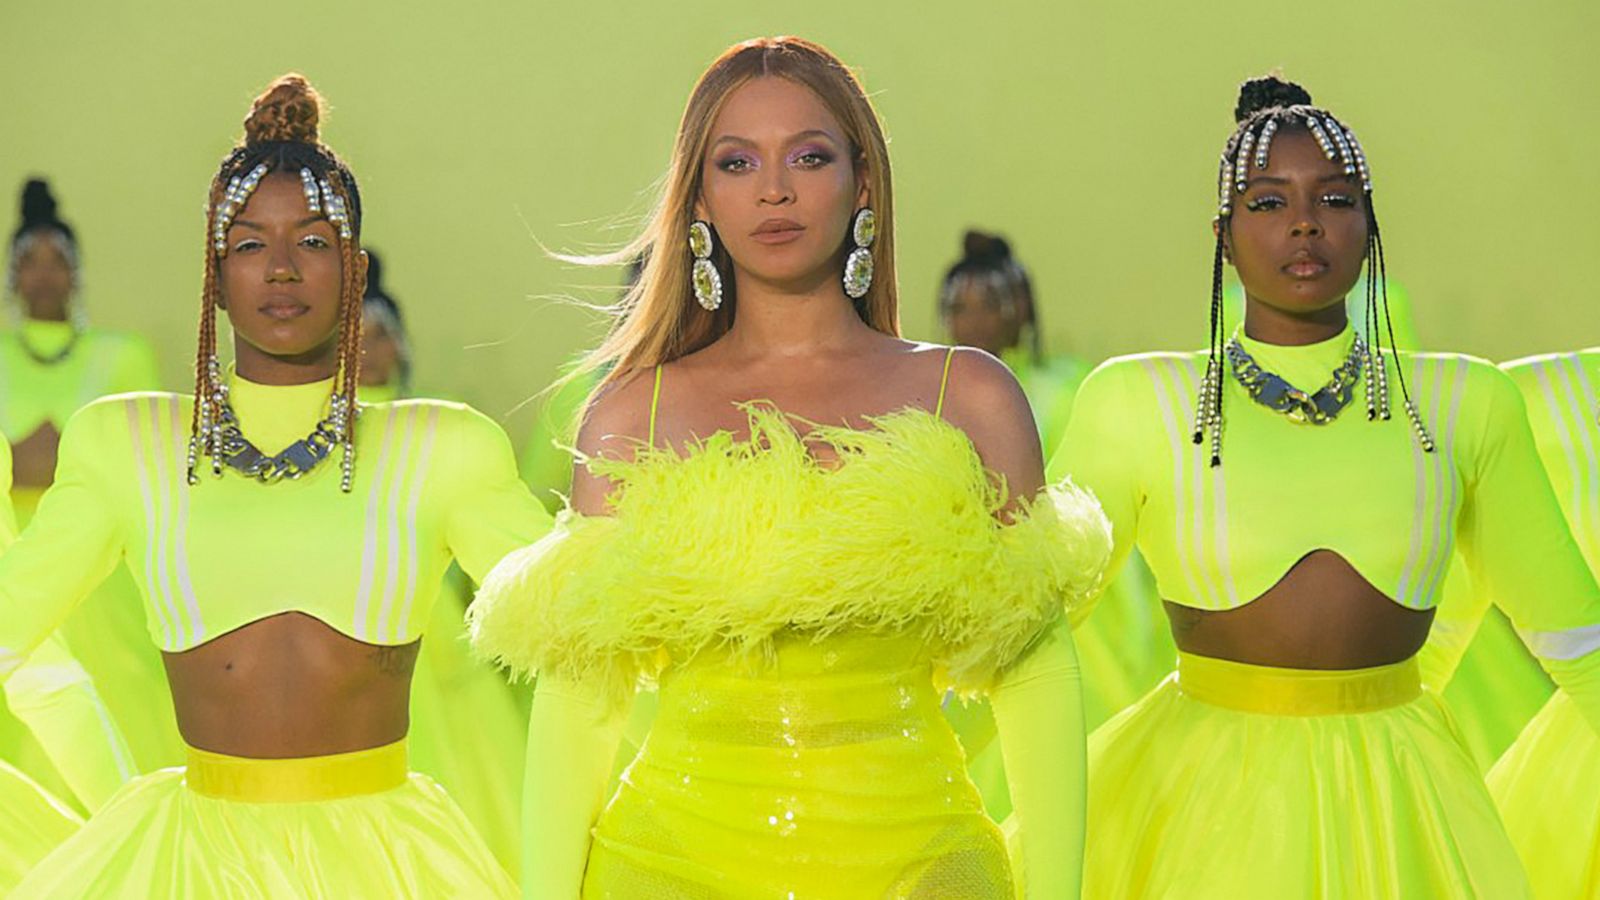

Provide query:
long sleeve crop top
left=1052, top=326, right=1600, bottom=733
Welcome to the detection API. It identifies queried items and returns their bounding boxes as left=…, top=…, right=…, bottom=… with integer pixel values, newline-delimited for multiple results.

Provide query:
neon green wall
left=3, top=1, right=1596, bottom=441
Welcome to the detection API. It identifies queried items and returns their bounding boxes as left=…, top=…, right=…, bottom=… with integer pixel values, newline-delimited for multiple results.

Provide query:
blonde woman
left=471, top=37, right=1110, bottom=898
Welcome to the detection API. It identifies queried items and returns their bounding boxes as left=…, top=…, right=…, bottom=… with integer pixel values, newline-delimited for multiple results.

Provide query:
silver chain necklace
left=1224, top=335, right=1367, bottom=425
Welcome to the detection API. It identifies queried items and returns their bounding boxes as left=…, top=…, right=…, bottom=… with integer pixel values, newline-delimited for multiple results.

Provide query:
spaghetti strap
left=648, top=365, right=664, bottom=447
left=934, top=347, right=957, bottom=419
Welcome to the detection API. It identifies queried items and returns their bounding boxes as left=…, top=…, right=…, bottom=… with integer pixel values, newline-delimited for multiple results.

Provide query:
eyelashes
left=228, top=233, right=332, bottom=254
left=1243, top=193, right=1359, bottom=212
left=712, top=147, right=837, bottom=173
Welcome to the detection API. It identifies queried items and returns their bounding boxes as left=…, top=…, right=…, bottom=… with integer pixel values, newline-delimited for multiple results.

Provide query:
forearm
left=521, top=677, right=629, bottom=898
left=990, top=616, right=1085, bottom=899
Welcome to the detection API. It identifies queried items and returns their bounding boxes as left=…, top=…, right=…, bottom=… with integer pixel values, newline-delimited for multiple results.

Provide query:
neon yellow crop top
left=0, top=320, right=160, bottom=443
left=1054, top=325, right=1600, bottom=731
left=0, top=370, right=549, bottom=664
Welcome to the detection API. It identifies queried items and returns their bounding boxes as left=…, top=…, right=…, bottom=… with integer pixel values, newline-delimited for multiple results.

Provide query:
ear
left=1213, top=217, right=1234, bottom=265
left=855, top=159, right=870, bottom=210
left=355, top=249, right=370, bottom=296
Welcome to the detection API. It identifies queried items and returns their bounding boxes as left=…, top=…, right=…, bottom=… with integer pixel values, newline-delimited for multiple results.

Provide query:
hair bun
left=961, top=230, right=1012, bottom=264
left=20, top=178, right=59, bottom=226
left=1234, top=75, right=1313, bottom=123
left=243, top=73, right=324, bottom=146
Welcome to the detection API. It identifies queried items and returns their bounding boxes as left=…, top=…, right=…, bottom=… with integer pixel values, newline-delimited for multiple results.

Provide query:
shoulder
left=928, top=345, right=1044, bottom=498
left=1396, top=350, right=1510, bottom=398
left=1076, top=350, right=1206, bottom=406
left=1499, top=348, right=1597, bottom=390
left=367, top=397, right=516, bottom=459
left=70, top=390, right=189, bottom=426
left=573, top=367, right=655, bottom=461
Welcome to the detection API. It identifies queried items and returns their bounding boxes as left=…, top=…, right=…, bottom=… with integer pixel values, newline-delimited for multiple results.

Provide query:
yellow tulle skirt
left=582, top=633, right=1013, bottom=899
left=11, top=739, right=514, bottom=898
left=1489, top=690, right=1600, bottom=899
left=0, top=759, right=79, bottom=892
left=1086, top=652, right=1530, bottom=899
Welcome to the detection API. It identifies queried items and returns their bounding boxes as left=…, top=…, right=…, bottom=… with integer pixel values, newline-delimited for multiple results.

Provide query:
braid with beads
left=1195, top=75, right=1433, bottom=467
left=188, top=74, right=366, bottom=492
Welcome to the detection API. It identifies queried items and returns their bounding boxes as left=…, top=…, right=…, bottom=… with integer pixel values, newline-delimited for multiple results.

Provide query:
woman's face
left=13, top=233, right=74, bottom=321
left=698, top=76, right=866, bottom=295
left=359, top=309, right=402, bottom=387
left=218, top=171, right=356, bottom=362
left=1224, top=127, right=1367, bottom=317
left=943, top=278, right=1023, bottom=356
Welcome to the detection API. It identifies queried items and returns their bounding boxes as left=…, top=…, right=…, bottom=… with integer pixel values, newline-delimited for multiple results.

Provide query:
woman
left=1054, top=75, right=1600, bottom=897
left=1486, top=348, right=1600, bottom=898
left=936, top=232, right=1169, bottom=824
left=0, top=74, right=545, bottom=897
left=355, top=249, right=531, bottom=878
left=2, top=178, right=175, bottom=792
left=470, top=37, right=1109, bottom=898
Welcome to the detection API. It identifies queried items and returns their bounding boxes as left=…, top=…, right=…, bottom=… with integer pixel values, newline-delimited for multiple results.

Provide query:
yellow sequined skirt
left=12, top=739, right=515, bottom=898
left=1086, top=652, right=1530, bottom=899
left=582, top=632, right=1013, bottom=899
left=1489, top=690, right=1600, bottom=899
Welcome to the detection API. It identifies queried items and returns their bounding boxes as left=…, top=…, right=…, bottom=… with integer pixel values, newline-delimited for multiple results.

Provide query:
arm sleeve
left=520, top=676, right=630, bottom=898
left=1458, top=368, right=1600, bottom=734
left=0, top=403, right=135, bottom=808
left=444, top=407, right=553, bottom=585
left=990, top=615, right=1084, bottom=899
left=1048, top=362, right=1144, bottom=624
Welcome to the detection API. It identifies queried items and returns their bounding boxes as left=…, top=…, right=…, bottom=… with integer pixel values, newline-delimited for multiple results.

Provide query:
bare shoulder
left=926, top=344, right=1044, bottom=500
left=570, top=367, right=657, bottom=515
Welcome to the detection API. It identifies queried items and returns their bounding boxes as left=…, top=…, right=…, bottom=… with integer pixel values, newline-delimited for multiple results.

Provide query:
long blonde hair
left=579, top=36, right=898, bottom=390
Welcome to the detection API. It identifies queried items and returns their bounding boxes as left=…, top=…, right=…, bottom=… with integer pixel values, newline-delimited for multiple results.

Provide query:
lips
left=260, top=296, right=310, bottom=320
left=1282, top=250, right=1329, bottom=280
left=751, top=218, right=805, bottom=245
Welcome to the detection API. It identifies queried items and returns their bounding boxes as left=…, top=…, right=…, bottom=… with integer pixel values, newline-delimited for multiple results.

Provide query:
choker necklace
left=16, top=324, right=82, bottom=366
left=1224, top=335, right=1368, bottom=425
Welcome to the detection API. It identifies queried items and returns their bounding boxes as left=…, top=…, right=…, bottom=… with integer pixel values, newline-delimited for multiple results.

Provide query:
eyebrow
left=710, top=129, right=841, bottom=150
left=230, top=216, right=327, bottom=230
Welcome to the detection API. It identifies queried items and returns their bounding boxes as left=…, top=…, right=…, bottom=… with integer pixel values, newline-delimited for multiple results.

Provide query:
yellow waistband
left=1176, top=652, right=1421, bottom=716
left=185, top=739, right=408, bottom=803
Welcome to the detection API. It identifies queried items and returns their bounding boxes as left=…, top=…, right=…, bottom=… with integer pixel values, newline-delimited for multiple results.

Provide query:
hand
left=12, top=422, right=61, bottom=488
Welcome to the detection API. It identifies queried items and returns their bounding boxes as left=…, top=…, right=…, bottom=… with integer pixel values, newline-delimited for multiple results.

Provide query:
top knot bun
left=243, top=73, right=324, bottom=146
left=1234, top=75, right=1313, bottom=123
left=20, top=178, right=59, bottom=226
left=961, top=230, right=1013, bottom=265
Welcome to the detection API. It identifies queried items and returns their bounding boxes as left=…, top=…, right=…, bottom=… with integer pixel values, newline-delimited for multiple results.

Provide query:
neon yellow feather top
left=0, top=370, right=549, bottom=664
left=470, top=402, right=1112, bottom=704
left=1054, top=325, right=1600, bottom=730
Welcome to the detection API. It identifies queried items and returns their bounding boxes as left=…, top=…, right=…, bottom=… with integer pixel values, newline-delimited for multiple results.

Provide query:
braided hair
left=1195, top=75, right=1432, bottom=467
left=939, top=230, right=1041, bottom=363
left=190, top=73, right=365, bottom=490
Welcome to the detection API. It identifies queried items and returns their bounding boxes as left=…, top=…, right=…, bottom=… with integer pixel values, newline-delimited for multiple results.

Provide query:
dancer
left=0, top=74, right=544, bottom=897
left=2, top=178, right=176, bottom=788
left=1055, top=75, right=1600, bottom=897
left=1486, top=348, right=1600, bottom=898
left=471, top=36, right=1109, bottom=898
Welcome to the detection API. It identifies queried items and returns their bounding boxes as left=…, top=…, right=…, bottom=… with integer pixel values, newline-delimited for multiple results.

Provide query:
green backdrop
left=3, top=0, right=1596, bottom=442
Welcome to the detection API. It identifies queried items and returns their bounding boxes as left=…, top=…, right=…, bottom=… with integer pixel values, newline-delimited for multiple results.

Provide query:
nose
left=265, top=244, right=301, bottom=283
left=758, top=162, right=794, bottom=206
left=1289, top=215, right=1323, bottom=239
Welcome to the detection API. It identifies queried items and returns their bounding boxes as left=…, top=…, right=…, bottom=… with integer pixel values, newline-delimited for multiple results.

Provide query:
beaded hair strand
left=1195, top=82, right=1433, bottom=466
left=186, top=75, right=366, bottom=492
